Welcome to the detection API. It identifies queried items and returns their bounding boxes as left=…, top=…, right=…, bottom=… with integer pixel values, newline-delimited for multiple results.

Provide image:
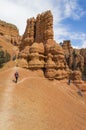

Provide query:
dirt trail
left=0, top=67, right=17, bottom=130
left=0, top=67, right=47, bottom=130
left=0, top=67, right=86, bottom=130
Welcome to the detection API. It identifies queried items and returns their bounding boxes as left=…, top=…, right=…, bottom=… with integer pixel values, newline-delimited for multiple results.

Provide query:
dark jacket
left=15, top=72, right=19, bottom=78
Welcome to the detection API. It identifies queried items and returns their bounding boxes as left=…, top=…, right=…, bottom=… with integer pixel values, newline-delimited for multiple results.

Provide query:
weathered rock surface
left=80, top=48, right=86, bottom=75
left=18, top=10, right=86, bottom=85
left=80, top=48, right=86, bottom=64
left=62, top=40, right=84, bottom=72
left=45, top=39, right=68, bottom=79
left=22, top=17, right=35, bottom=45
left=28, top=42, right=45, bottom=68
left=35, top=10, right=53, bottom=43
left=19, top=10, right=53, bottom=52
left=0, top=10, right=85, bottom=88
left=0, top=20, right=19, bottom=45
left=70, top=70, right=86, bottom=91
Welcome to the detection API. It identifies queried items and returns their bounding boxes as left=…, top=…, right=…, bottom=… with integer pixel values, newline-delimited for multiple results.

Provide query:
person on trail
left=14, top=71, right=19, bottom=83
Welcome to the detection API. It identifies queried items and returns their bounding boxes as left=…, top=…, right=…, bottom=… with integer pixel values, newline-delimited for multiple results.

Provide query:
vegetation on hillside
left=0, top=47, right=11, bottom=68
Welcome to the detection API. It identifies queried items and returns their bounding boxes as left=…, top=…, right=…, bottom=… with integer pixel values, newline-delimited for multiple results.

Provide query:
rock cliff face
left=17, top=10, right=86, bottom=85
left=19, top=11, right=69, bottom=80
left=0, top=20, right=19, bottom=45
left=19, top=10, right=53, bottom=51
left=62, top=40, right=84, bottom=72
left=80, top=49, right=86, bottom=64
left=79, top=48, right=86, bottom=77
left=28, top=42, right=45, bottom=68
left=22, top=17, right=35, bottom=45
left=35, top=11, right=53, bottom=43
left=44, top=39, right=68, bottom=79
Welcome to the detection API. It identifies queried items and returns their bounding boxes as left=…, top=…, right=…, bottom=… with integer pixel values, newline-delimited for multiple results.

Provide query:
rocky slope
left=0, top=20, right=20, bottom=59
left=0, top=67, right=86, bottom=130
left=0, top=20, right=20, bottom=45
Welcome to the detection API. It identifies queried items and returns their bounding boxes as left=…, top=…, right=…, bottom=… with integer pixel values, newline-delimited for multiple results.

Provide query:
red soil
left=0, top=66, right=86, bottom=130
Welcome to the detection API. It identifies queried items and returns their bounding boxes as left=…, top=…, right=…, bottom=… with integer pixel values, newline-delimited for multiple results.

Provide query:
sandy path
left=0, top=67, right=86, bottom=130
left=0, top=67, right=17, bottom=130
left=0, top=67, right=47, bottom=130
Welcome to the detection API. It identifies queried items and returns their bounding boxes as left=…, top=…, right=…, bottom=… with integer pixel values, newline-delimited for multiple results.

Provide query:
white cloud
left=53, top=0, right=85, bottom=23
left=82, top=40, right=86, bottom=48
left=54, top=27, right=86, bottom=48
left=0, top=0, right=54, bottom=34
left=0, top=0, right=86, bottom=48
left=63, top=0, right=85, bottom=20
left=69, top=33, right=86, bottom=48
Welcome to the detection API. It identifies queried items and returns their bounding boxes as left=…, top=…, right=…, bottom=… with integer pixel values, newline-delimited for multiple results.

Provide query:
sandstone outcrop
left=0, top=20, right=19, bottom=45
left=28, top=42, right=45, bottom=68
left=62, top=40, right=84, bottom=72
left=19, top=10, right=53, bottom=52
left=19, top=11, right=54, bottom=69
left=22, top=17, right=35, bottom=45
left=62, top=40, right=73, bottom=55
left=35, top=10, right=53, bottom=43
left=45, top=39, right=68, bottom=79
left=0, top=10, right=86, bottom=90
left=17, top=10, right=86, bottom=86
left=70, top=70, right=86, bottom=91
left=80, top=49, right=86, bottom=63
left=80, top=48, right=86, bottom=75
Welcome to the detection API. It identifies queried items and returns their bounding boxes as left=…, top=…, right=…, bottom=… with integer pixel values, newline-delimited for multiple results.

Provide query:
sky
left=0, top=0, right=86, bottom=48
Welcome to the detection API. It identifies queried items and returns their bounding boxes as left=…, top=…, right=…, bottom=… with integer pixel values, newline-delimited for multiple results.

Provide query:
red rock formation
left=28, top=42, right=45, bottom=68
left=80, top=48, right=86, bottom=75
left=19, top=10, right=54, bottom=70
left=45, top=39, right=68, bottom=79
left=0, top=20, right=19, bottom=45
left=80, top=48, right=86, bottom=64
left=35, top=10, right=53, bottom=43
left=23, top=17, right=35, bottom=44
left=62, top=40, right=73, bottom=55
left=18, top=10, right=86, bottom=86
left=71, top=70, right=86, bottom=91
left=20, top=10, right=53, bottom=52
left=62, top=40, right=84, bottom=72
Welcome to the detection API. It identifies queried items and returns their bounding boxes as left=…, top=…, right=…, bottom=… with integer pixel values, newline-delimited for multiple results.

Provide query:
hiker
left=14, top=71, right=19, bottom=83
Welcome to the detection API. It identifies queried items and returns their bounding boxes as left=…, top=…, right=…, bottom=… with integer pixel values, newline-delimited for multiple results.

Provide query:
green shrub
left=0, top=50, right=4, bottom=58
left=0, top=49, right=11, bottom=68
left=5, top=51, right=11, bottom=62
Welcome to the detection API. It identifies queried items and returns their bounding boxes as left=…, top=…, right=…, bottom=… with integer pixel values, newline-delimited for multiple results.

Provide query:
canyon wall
left=19, top=11, right=53, bottom=51
left=0, top=20, right=19, bottom=45
left=19, top=11, right=69, bottom=80
left=0, top=11, right=86, bottom=87
left=62, top=40, right=84, bottom=72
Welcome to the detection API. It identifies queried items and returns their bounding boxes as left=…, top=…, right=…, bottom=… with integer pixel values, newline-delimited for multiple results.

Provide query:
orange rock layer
left=0, top=20, right=19, bottom=45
